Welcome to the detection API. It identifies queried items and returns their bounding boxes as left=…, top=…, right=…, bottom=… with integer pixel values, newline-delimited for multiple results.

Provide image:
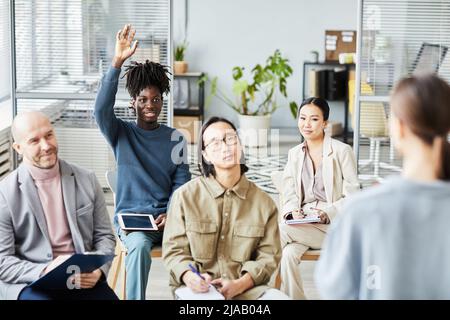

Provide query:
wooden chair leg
left=121, top=256, right=127, bottom=300
left=108, top=247, right=122, bottom=291
left=275, top=271, right=282, bottom=289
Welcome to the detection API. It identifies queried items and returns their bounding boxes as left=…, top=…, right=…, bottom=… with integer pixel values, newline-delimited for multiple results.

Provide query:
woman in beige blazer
left=279, top=97, right=360, bottom=299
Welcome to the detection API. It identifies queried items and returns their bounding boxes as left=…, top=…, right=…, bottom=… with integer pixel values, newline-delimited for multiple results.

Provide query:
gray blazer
left=0, top=159, right=116, bottom=300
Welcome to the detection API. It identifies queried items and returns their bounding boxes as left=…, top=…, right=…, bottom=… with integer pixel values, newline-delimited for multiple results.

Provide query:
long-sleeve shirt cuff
left=34, top=263, right=51, bottom=280
left=172, top=260, right=196, bottom=285
left=282, top=204, right=298, bottom=217
left=241, top=262, right=268, bottom=286
left=100, top=263, right=111, bottom=279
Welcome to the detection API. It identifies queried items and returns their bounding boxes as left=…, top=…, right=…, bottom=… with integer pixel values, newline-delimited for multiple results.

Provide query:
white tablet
left=118, top=213, right=158, bottom=231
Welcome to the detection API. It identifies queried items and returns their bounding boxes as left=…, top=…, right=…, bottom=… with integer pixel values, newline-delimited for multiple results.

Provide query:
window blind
left=359, top=0, right=450, bottom=96
left=13, top=0, right=172, bottom=186
left=0, top=0, right=10, bottom=101
left=0, top=127, right=12, bottom=181
left=355, top=0, right=450, bottom=184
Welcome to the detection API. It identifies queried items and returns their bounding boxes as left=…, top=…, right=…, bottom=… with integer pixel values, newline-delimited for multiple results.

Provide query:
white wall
left=174, top=0, right=358, bottom=128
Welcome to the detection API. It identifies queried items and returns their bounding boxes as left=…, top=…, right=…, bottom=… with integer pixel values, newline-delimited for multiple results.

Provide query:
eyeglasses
left=204, top=134, right=238, bottom=150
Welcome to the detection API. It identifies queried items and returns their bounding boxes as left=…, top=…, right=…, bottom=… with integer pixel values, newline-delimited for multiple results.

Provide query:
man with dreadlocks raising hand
left=94, top=24, right=191, bottom=300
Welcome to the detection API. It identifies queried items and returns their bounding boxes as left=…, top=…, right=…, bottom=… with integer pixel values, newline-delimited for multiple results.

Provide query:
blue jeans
left=18, top=281, right=118, bottom=300
left=118, top=228, right=163, bottom=300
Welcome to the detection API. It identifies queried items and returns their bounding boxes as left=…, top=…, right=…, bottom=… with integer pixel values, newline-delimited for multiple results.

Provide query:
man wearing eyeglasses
left=163, top=117, right=290, bottom=300
left=94, top=24, right=191, bottom=300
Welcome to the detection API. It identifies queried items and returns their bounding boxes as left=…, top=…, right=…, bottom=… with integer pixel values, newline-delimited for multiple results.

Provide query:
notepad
left=285, top=215, right=321, bottom=225
left=175, top=285, right=225, bottom=300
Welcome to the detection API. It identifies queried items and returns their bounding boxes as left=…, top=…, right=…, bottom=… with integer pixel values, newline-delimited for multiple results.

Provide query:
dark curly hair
left=122, top=60, right=171, bottom=98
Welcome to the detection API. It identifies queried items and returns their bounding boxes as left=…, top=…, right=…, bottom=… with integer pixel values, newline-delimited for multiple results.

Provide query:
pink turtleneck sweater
left=25, top=161, right=75, bottom=258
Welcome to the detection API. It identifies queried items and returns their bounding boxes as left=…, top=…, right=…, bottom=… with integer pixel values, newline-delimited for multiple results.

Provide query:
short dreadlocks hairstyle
left=122, top=60, right=171, bottom=99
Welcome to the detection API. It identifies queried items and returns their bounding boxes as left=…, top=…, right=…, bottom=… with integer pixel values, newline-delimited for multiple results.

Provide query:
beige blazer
left=281, top=135, right=360, bottom=230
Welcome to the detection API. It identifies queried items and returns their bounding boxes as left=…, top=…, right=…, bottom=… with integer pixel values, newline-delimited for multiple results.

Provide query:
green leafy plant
left=174, top=41, right=188, bottom=61
left=200, top=49, right=294, bottom=116
left=289, top=101, right=299, bottom=119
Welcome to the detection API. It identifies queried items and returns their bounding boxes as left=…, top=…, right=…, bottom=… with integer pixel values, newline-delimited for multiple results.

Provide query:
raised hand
left=112, top=24, right=138, bottom=68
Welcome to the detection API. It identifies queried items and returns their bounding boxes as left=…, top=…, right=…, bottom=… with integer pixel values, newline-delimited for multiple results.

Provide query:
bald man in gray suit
left=0, top=112, right=117, bottom=300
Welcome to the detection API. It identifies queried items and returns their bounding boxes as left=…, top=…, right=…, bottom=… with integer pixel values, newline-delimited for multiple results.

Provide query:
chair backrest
left=270, top=171, right=284, bottom=220
left=359, top=102, right=389, bottom=138
left=270, top=170, right=283, bottom=194
left=348, top=79, right=388, bottom=138
left=105, top=170, right=117, bottom=194
left=410, top=42, right=448, bottom=74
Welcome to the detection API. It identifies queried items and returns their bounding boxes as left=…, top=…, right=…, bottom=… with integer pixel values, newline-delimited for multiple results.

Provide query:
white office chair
left=348, top=79, right=400, bottom=182
left=357, top=102, right=401, bottom=181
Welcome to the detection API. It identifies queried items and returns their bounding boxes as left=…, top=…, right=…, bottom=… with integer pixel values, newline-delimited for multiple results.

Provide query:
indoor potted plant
left=173, top=41, right=188, bottom=74
left=201, top=49, right=294, bottom=147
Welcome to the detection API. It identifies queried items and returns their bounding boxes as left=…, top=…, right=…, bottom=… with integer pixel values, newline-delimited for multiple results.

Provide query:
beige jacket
left=281, top=135, right=360, bottom=230
left=162, top=175, right=281, bottom=300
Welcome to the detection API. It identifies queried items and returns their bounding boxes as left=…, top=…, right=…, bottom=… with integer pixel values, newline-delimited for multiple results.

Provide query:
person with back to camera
left=315, top=73, right=450, bottom=299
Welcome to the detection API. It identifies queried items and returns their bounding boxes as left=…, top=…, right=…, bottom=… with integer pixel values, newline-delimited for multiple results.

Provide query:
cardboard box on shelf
left=173, top=116, right=202, bottom=144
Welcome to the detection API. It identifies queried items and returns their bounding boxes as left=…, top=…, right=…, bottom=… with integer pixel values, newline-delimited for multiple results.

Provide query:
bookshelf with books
left=302, top=61, right=355, bottom=143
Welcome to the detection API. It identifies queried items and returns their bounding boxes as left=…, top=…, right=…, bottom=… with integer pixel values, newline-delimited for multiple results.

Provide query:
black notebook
left=29, top=253, right=114, bottom=290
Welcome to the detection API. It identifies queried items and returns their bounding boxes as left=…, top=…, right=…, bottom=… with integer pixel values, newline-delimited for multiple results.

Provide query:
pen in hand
left=291, top=209, right=306, bottom=219
left=185, top=263, right=212, bottom=293
left=188, top=263, right=206, bottom=280
left=309, top=207, right=329, bottom=224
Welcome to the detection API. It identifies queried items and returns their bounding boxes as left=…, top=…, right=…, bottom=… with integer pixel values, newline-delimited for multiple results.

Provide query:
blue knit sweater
left=94, top=66, right=191, bottom=224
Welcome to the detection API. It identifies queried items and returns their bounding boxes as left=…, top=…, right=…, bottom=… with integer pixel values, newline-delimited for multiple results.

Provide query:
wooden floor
left=144, top=257, right=321, bottom=300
